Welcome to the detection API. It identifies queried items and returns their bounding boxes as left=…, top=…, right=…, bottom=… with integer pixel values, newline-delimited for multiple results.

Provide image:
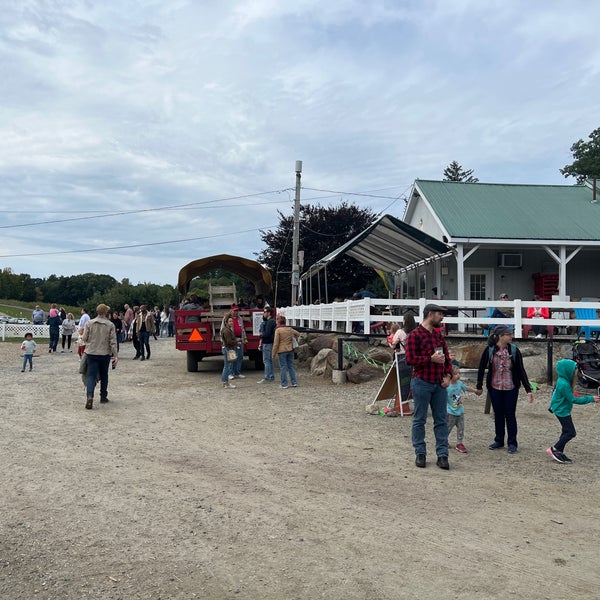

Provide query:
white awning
left=301, top=214, right=450, bottom=280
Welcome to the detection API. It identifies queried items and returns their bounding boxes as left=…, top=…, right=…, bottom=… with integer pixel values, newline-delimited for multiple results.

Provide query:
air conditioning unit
left=498, top=253, right=523, bottom=268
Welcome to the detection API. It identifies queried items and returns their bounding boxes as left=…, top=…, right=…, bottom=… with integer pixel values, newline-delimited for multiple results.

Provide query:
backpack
left=488, top=343, right=517, bottom=364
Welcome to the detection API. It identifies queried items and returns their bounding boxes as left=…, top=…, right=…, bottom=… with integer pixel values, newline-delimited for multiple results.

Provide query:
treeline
left=0, top=268, right=179, bottom=310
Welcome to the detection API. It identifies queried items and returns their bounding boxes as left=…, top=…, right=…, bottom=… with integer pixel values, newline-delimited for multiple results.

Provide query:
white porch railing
left=278, top=298, right=600, bottom=338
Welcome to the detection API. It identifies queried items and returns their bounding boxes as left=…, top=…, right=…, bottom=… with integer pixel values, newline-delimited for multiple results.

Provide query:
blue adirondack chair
left=482, top=307, right=512, bottom=337
left=575, top=307, right=600, bottom=340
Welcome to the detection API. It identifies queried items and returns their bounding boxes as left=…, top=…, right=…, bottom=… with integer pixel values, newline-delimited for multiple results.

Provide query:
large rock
left=346, top=359, right=383, bottom=384
left=295, top=343, right=313, bottom=365
left=452, top=344, right=485, bottom=369
left=310, top=348, right=336, bottom=377
left=309, top=334, right=338, bottom=354
left=366, top=347, right=394, bottom=364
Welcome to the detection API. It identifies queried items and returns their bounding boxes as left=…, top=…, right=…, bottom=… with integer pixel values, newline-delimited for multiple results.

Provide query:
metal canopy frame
left=301, top=214, right=450, bottom=281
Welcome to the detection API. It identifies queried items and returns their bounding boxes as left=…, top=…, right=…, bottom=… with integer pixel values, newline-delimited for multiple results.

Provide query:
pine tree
left=443, top=160, right=479, bottom=183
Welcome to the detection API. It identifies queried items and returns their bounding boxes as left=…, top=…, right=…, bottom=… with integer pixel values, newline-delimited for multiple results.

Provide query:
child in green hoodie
left=546, top=359, right=599, bottom=463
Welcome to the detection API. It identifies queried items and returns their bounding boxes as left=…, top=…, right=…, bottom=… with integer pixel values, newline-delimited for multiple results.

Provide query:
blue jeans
left=86, top=354, right=111, bottom=399
left=411, top=377, right=449, bottom=457
left=231, top=344, right=244, bottom=376
left=488, top=387, right=519, bottom=447
left=277, top=351, right=297, bottom=387
left=222, top=348, right=233, bottom=383
left=22, top=354, right=33, bottom=370
left=262, top=343, right=274, bottom=380
left=49, top=329, right=59, bottom=351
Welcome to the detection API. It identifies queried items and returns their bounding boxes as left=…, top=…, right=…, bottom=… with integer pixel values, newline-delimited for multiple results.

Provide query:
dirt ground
left=1, top=336, right=600, bottom=600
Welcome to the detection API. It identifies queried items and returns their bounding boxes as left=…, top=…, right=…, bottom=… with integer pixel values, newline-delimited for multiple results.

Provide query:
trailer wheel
left=187, top=351, right=199, bottom=372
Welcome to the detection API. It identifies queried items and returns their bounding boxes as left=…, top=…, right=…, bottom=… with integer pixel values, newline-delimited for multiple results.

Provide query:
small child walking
left=20, top=332, right=37, bottom=372
left=447, top=365, right=481, bottom=453
left=546, top=359, right=600, bottom=463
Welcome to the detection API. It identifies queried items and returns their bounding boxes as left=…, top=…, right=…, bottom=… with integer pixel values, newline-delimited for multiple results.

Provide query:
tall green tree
left=560, top=127, right=600, bottom=184
left=257, top=202, right=378, bottom=305
left=443, top=160, right=479, bottom=183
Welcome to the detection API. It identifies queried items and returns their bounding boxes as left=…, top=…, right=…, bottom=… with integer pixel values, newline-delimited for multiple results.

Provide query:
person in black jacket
left=476, top=324, right=534, bottom=454
left=258, top=307, right=277, bottom=383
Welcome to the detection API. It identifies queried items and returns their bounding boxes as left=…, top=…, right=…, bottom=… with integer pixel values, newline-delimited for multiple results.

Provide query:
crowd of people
left=21, top=301, right=180, bottom=409
left=20, top=298, right=597, bottom=463
left=402, top=303, right=599, bottom=470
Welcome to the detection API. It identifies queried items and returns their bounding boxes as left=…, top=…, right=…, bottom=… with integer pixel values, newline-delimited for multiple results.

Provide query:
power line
left=0, top=226, right=278, bottom=258
left=301, top=186, right=404, bottom=200
left=0, top=189, right=293, bottom=229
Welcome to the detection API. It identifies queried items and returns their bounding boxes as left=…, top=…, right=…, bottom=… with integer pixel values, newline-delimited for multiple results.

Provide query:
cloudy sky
left=1, top=0, right=599, bottom=287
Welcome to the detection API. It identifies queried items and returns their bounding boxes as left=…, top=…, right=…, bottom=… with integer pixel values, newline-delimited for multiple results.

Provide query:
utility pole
left=291, top=160, right=302, bottom=305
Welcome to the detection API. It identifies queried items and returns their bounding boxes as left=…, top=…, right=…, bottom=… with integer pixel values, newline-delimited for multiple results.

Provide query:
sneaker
left=535, top=333, right=543, bottom=339
left=507, top=445, right=518, bottom=454
left=21, top=369, right=25, bottom=372
left=455, top=443, right=468, bottom=453
left=223, top=382, right=236, bottom=389
left=559, top=452, right=573, bottom=463
left=228, top=374, right=235, bottom=380
left=236, top=374, right=246, bottom=379
left=546, top=447, right=565, bottom=463
left=279, top=384, right=289, bottom=389
left=257, top=378, right=267, bottom=384
left=489, top=441, right=504, bottom=450
left=436, top=456, right=450, bottom=470
left=291, top=383, right=298, bottom=387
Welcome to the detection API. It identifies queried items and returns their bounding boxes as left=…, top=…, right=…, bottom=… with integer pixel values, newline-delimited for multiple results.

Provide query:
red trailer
left=175, top=254, right=273, bottom=372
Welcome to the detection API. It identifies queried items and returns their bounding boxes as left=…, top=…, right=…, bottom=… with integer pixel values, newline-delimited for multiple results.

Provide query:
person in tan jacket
left=135, top=305, right=155, bottom=361
left=272, top=315, right=300, bottom=389
left=82, top=303, right=118, bottom=409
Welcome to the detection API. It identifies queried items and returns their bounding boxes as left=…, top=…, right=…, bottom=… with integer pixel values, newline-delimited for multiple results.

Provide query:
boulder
left=310, top=348, right=336, bottom=377
left=366, top=347, right=394, bottom=365
left=309, top=334, right=338, bottom=354
left=451, top=344, right=485, bottom=369
left=346, top=359, right=384, bottom=384
left=295, top=343, right=313, bottom=365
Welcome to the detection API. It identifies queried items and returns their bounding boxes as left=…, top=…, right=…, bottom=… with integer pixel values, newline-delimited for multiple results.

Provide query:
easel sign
left=371, top=355, right=413, bottom=416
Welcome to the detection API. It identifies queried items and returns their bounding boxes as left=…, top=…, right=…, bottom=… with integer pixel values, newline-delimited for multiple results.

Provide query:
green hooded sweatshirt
left=550, top=359, right=595, bottom=417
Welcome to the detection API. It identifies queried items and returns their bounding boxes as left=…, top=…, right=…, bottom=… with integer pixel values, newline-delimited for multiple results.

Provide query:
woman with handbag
left=272, top=315, right=301, bottom=389
left=221, top=316, right=240, bottom=389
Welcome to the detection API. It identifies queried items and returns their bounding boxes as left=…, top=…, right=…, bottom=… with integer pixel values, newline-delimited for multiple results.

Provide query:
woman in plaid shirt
left=476, top=324, right=534, bottom=454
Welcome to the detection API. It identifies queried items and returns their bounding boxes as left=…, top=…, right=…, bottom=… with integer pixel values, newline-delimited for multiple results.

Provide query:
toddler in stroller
left=572, top=340, right=600, bottom=389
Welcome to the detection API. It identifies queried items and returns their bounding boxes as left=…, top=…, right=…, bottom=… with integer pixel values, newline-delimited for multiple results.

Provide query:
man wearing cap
left=405, top=303, right=453, bottom=469
left=491, top=293, right=514, bottom=319
left=81, top=303, right=118, bottom=410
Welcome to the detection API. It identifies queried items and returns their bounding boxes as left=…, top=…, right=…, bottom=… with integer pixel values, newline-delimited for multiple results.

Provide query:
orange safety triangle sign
left=189, top=328, right=204, bottom=341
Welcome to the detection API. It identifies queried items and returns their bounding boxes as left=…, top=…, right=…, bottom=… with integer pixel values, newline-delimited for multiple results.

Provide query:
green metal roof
left=414, top=180, right=600, bottom=241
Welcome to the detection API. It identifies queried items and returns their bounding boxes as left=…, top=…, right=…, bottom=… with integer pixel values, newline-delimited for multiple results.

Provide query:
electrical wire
left=0, top=226, right=278, bottom=258
left=0, top=189, right=293, bottom=229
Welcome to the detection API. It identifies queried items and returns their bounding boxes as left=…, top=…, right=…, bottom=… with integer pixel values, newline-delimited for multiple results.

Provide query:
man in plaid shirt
left=405, top=304, right=453, bottom=470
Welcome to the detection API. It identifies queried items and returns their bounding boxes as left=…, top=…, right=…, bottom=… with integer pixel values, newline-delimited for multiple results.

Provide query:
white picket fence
left=278, top=298, right=600, bottom=338
left=0, top=324, right=81, bottom=342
